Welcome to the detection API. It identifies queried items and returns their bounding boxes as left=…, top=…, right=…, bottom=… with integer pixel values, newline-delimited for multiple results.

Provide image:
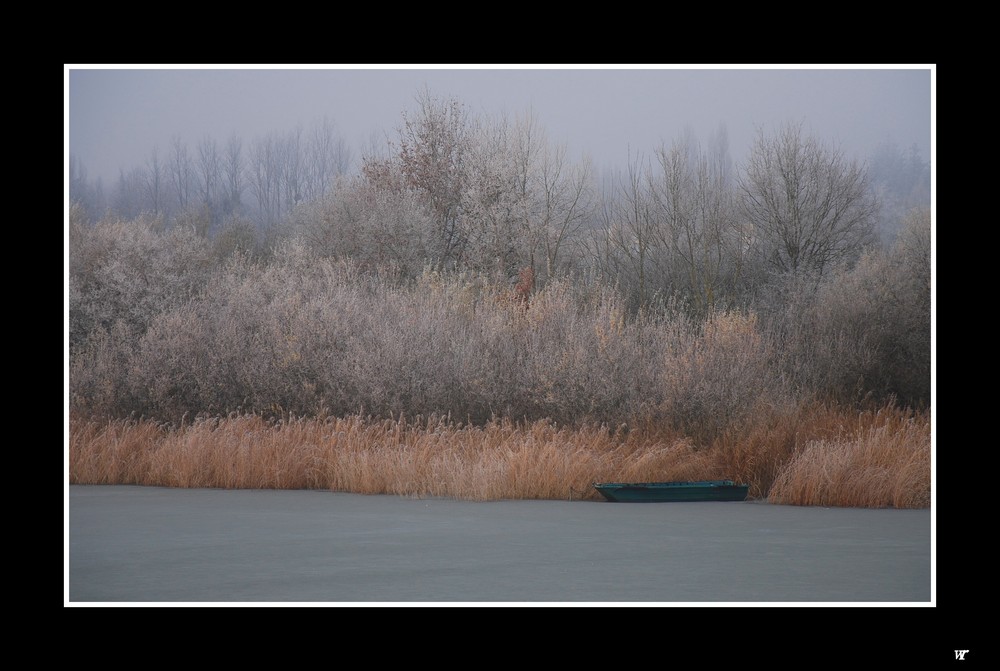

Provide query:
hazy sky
left=66, top=65, right=934, bottom=186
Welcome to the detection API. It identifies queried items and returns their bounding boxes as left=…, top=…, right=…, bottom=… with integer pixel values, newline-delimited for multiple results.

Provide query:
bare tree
left=112, top=167, right=145, bottom=219
left=707, top=124, right=757, bottom=301
left=739, top=122, right=878, bottom=278
left=249, top=133, right=282, bottom=227
left=535, top=142, right=594, bottom=282
left=649, top=125, right=745, bottom=313
left=69, top=155, right=107, bottom=222
left=197, top=136, right=221, bottom=210
left=602, top=150, right=658, bottom=308
left=648, top=132, right=696, bottom=295
left=223, top=134, right=245, bottom=216
left=304, top=117, right=351, bottom=201
left=169, top=136, right=193, bottom=213
left=280, top=126, right=304, bottom=214
left=143, top=146, right=165, bottom=217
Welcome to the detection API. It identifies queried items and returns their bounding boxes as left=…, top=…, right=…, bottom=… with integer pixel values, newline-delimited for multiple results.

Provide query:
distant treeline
left=69, top=90, right=931, bottom=429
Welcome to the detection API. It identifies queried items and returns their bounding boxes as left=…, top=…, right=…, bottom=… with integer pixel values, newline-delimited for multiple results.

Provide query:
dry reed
left=69, top=402, right=930, bottom=507
left=767, top=405, right=931, bottom=508
left=68, top=413, right=718, bottom=501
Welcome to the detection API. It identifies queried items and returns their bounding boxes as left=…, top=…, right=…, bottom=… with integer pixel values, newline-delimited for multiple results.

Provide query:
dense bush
left=69, top=206, right=931, bottom=438
left=69, top=212, right=214, bottom=355
left=764, top=207, right=931, bottom=408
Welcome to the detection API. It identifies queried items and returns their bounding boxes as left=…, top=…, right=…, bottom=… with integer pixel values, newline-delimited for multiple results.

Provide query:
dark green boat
left=593, top=480, right=749, bottom=503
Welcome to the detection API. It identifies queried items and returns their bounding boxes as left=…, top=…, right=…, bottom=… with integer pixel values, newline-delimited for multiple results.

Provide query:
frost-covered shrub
left=287, top=175, right=435, bottom=278
left=70, top=215, right=922, bottom=428
left=659, top=310, right=783, bottom=440
left=69, top=215, right=213, bottom=354
left=772, top=207, right=931, bottom=406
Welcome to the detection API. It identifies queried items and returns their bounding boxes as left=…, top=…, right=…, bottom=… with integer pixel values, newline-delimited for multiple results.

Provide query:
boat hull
left=593, top=480, right=749, bottom=503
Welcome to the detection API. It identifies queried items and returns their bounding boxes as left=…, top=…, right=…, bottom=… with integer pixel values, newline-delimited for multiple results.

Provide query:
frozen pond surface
left=68, top=485, right=931, bottom=604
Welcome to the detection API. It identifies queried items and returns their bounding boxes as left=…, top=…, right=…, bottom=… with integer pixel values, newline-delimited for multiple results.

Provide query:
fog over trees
left=69, top=88, right=932, bottom=427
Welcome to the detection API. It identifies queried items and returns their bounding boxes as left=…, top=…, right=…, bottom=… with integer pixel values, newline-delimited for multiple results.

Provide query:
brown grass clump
left=767, top=405, right=930, bottom=508
left=69, top=415, right=167, bottom=485
left=709, top=401, right=859, bottom=499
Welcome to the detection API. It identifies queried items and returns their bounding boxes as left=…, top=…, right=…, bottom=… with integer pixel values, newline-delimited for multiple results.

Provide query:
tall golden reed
left=69, top=402, right=930, bottom=508
left=70, top=413, right=718, bottom=501
left=767, top=405, right=931, bottom=508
